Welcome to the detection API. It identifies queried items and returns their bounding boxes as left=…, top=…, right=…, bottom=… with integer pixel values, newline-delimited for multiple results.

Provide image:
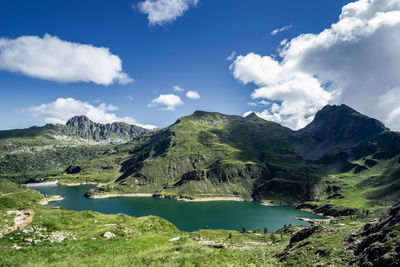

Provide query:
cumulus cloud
left=0, top=34, right=132, bottom=85
left=138, top=0, right=199, bottom=26
left=173, top=85, right=185, bottom=92
left=270, top=25, right=292, bottom=35
left=23, top=98, right=155, bottom=129
left=148, top=94, right=183, bottom=110
left=231, top=0, right=400, bottom=130
left=186, top=90, right=200, bottom=99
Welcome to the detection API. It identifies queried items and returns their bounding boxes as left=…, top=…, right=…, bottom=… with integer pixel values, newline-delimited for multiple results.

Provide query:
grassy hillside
left=0, top=178, right=292, bottom=266
left=1, top=178, right=392, bottom=266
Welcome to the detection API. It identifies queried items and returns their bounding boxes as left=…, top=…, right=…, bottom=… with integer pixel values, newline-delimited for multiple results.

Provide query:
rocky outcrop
left=296, top=203, right=357, bottom=217
left=65, top=165, right=81, bottom=174
left=350, top=200, right=400, bottom=266
left=63, top=115, right=149, bottom=142
left=289, top=225, right=322, bottom=245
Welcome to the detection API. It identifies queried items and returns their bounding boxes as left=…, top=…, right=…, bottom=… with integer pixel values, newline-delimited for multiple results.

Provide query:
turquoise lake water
left=33, top=184, right=325, bottom=232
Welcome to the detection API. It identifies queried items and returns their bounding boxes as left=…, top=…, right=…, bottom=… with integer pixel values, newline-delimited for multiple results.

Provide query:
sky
left=1, top=0, right=400, bottom=131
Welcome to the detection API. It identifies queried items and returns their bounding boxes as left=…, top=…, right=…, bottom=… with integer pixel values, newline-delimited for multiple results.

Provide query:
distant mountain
left=63, top=115, right=149, bottom=142
left=0, top=115, right=150, bottom=144
left=0, top=116, right=150, bottom=182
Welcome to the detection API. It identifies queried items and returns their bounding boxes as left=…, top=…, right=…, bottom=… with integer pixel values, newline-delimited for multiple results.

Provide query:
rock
left=12, top=244, right=21, bottom=250
left=102, top=231, right=116, bottom=239
left=349, top=200, right=400, bottom=266
left=65, top=165, right=81, bottom=174
left=354, top=165, right=368, bottom=174
left=297, top=203, right=357, bottom=217
left=48, top=232, right=66, bottom=243
left=169, top=236, right=180, bottom=242
left=289, top=226, right=321, bottom=245
left=364, top=159, right=377, bottom=168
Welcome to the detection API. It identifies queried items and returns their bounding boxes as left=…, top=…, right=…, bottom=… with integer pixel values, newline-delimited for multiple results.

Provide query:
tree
left=270, top=232, right=277, bottom=243
left=242, top=225, right=247, bottom=233
left=263, top=227, right=268, bottom=234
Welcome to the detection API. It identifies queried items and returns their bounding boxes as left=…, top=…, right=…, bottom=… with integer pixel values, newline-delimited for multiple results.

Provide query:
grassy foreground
left=0, top=178, right=386, bottom=266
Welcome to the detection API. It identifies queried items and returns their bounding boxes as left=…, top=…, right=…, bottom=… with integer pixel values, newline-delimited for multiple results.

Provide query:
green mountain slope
left=85, top=105, right=400, bottom=205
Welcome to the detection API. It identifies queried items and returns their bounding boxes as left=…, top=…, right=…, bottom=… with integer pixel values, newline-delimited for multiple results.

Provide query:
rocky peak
left=298, top=104, right=387, bottom=141
left=245, top=112, right=260, bottom=120
left=66, top=115, right=94, bottom=129
left=62, top=115, right=149, bottom=143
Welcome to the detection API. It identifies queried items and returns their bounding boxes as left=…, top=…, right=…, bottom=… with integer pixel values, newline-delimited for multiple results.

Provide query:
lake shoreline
left=39, top=195, right=64, bottom=205
left=87, top=192, right=252, bottom=202
left=59, top=181, right=103, bottom=187
left=24, top=180, right=59, bottom=187
left=87, top=192, right=291, bottom=204
left=88, top=193, right=154, bottom=199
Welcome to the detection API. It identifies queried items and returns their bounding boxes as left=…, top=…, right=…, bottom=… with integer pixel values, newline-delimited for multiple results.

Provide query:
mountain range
left=1, top=104, right=400, bottom=206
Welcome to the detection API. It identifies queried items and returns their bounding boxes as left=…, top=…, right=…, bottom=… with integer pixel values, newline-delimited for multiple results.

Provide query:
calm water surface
left=33, top=184, right=325, bottom=232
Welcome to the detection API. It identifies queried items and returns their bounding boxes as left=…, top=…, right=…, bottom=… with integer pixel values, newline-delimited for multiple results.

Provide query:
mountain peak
left=63, top=115, right=148, bottom=143
left=299, top=104, right=387, bottom=140
left=245, top=112, right=259, bottom=120
left=65, top=115, right=92, bottom=126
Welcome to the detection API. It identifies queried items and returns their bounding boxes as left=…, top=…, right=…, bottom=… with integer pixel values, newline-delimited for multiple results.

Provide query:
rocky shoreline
left=39, top=195, right=64, bottom=205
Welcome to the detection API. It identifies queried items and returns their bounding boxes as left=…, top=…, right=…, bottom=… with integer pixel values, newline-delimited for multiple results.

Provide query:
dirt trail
left=0, top=210, right=34, bottom=238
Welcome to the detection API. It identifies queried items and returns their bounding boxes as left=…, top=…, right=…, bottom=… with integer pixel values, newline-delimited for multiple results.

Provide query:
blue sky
left=1, top=0, right=400, bottom=130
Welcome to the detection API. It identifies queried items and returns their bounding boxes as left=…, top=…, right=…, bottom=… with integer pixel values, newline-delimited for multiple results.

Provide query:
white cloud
left=247, top=100, right=271, bottom=107
left=148, top=94, right=183, bottom=110
left=186, top=90, right=200, bottom=99
left=138, top=0, right=199, bottom=26
left=0, top=34, right=132, bottom=85
left=226, top=51, right=236, bottom=61
left=127, top=95, right=134, bottom=100
left=231, top=0, right=400, bottom=130
left=270, top=25, right=292, bottom=35
left=173, top=85, right=185, bottom=92
left=23, top=98, right=155, bottom=129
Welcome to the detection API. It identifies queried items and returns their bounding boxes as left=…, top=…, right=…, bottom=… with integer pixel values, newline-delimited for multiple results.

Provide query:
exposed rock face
left=350, top=200, right=400, bottom=266
left=65, top=165, right=81, bottom=174
left=64, top=115, right=149, bottom=142
left=289, top=225, right=322, bottom=245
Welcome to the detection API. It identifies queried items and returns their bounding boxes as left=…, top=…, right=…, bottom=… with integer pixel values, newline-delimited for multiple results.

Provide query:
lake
left=32, top=184, right=325, bottom=232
